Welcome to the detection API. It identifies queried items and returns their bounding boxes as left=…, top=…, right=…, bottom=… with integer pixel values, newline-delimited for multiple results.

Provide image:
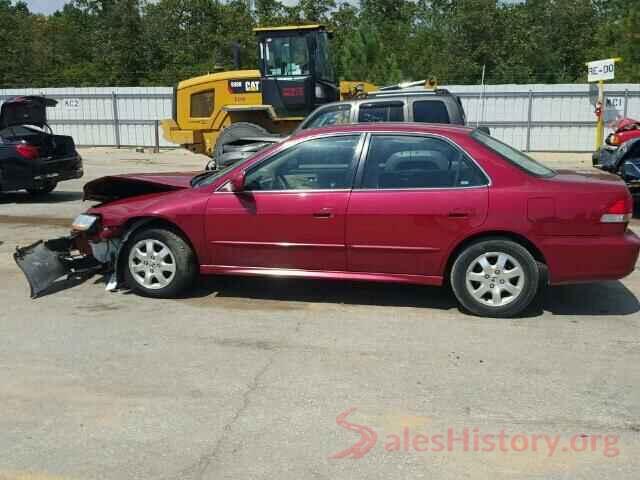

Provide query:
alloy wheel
left=465, top=252, right=525, bottom=307
left=128, top=239, right=177, bottom=290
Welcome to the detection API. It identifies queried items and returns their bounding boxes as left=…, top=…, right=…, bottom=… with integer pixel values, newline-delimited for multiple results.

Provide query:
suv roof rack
left=368, top=88, right=452, bottom=98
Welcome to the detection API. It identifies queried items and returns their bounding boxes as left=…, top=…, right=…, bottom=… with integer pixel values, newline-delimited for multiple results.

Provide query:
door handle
left=313, top=209, right=333, bottom=219
left=448, top=208, right=475, bottom=218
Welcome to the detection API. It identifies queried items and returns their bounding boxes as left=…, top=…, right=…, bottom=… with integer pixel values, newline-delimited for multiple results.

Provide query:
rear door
left=346, top=133, right=490, bottom=277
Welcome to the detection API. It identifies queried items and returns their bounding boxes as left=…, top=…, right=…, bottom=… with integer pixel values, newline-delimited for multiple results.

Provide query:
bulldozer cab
left=254, top=25, right=339, bottom=118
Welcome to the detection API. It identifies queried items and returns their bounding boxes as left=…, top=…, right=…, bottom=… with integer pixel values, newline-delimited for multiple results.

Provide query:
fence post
left=154, top=120, right=160, bottom=153
left=111, top=92, right=121, bottom=149
left=624, top=89, right=629, bottom=118
left=525, top=89, right=533, bottom=151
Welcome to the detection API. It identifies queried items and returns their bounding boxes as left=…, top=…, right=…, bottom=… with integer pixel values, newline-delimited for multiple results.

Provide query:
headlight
left=72, top=214, right=99, bottom=232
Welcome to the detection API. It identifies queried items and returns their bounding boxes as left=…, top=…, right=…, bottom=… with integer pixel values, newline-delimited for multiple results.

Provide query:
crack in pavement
left=168, top=351, right=279, bottom=480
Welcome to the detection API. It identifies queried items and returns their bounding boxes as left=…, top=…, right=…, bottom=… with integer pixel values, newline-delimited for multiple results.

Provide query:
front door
left=205, top=135, right=362, bottom=271
left=346, top=134, right=490, bottom=277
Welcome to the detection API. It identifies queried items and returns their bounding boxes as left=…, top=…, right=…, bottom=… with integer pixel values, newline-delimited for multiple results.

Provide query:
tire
left=210, top=122, right=269, bottom=168
left=450, top=238, right=540, bottom=318
left=123, top=228, right=197, bottom=298
left=26, top=181, right=57, bottom=196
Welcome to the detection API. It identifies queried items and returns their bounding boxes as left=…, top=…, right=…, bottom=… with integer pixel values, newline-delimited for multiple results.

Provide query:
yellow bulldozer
left=161, top=25, right=376, bottom=168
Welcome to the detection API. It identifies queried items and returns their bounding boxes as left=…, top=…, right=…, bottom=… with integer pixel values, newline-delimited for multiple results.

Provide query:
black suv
left=209, top=88, right=469, bottom=170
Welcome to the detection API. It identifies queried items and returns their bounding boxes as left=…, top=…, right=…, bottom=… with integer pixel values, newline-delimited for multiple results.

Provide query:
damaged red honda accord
left=15, top=124, right=640, bottom=317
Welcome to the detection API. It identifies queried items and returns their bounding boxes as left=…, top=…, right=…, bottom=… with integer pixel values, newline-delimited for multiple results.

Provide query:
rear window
left=471, top=129, right=555, bottom=177
left=358, top=102, right=404, bottom=123
left=412, top=100, right=450, bottom=123
left=190, top=90, right=215, bottom=118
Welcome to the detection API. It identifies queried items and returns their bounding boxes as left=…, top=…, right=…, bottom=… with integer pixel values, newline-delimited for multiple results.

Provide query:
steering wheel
left=274, top=173, right=290, bottom=190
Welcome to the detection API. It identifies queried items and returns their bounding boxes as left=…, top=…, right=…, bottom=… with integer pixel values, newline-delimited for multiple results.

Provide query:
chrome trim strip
left=213, top=129, right=493, bottom=193
left=214, top=188, right=352, bottom=194
left=211, top=241, right=343, bottom=249
left=349, top=244, right=441, bottom=253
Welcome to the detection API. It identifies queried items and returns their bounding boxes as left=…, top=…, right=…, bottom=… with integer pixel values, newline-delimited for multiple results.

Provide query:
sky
left=25, top=0, right=68, bottom=14
left=23, top=0, right=301, bottom=15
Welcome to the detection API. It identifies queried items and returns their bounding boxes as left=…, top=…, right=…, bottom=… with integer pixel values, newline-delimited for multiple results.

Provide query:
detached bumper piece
left=14, top=237, right=101, bottom=299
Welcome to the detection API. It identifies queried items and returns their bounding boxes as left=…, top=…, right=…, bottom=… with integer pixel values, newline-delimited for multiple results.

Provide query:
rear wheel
left=450, top=238, right=540, bottom=318
left=123, top=228, right=197, bottom=298
left=26, top=181, right=57, bottom=196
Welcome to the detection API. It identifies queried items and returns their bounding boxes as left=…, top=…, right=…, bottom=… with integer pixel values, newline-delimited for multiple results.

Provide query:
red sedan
left=15, top=124, right=640, bottom=317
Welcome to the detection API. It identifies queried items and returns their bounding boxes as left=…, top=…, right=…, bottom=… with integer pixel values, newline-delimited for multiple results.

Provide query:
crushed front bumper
left=13, top=236, right=102, bottom=298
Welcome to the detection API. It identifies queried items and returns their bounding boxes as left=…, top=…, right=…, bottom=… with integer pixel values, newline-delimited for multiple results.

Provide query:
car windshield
left=471, top=129, right=556, bottom=177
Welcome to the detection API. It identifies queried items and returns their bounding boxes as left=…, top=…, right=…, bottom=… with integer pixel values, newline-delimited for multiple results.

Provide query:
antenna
left=477, top=64, right=486, bottom=128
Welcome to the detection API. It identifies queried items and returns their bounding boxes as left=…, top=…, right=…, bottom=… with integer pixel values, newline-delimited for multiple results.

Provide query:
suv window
left=245, top=135, right=360, bottom=191
left=360, top=135, right=488, bottom=189
left=358, top=102, right=404, bottom=123
left=412, top=100, right=450, bottom=123
left=190, top=90, right=215, bottom=118
left=302, top=105, right=351, bottom=130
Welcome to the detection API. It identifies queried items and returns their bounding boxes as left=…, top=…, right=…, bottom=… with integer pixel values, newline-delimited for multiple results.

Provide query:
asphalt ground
left=0, top=149, right=638, bottom=479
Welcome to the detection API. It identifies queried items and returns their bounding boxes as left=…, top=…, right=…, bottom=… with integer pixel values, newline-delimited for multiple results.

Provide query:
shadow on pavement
left=0, top=190, right=83, bottom=204
left=537, top=280, right=640, bottom=316
left=190, top=276, right=459, bottom=310
left=26, top=270, right=640, bottom=318
left=190, top=275, right=640, bottom=318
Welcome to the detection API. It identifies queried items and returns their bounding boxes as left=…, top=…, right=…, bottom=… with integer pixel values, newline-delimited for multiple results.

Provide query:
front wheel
left=450, top=238, right=540, bottom=318
left=123, top=228, right=197, bottom=298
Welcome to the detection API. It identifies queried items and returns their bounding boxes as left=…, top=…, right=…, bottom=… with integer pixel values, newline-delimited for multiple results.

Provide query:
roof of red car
left=290, top=122, right=476, bottom=141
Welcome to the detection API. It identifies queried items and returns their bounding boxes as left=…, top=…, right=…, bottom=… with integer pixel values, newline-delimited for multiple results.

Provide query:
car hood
left=0, top=96, right=57, bottom=129
left=83, top=172, right=200, bottom=202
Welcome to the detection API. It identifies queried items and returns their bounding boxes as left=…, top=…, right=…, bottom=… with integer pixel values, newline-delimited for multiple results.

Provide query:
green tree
left=590, top=0, right=639, bottom=83
left=0, top=1, right=36, bottom=87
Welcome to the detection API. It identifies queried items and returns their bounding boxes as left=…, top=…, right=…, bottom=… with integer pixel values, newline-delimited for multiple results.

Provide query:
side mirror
left=229, top=170, right=246, bottom=192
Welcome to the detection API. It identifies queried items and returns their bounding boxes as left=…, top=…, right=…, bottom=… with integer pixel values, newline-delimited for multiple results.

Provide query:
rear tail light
left=609, top=134, right=621, bottom=146
left=600, top=197, right=633, bottom=223
left=15, top=143, right=39, bottom=160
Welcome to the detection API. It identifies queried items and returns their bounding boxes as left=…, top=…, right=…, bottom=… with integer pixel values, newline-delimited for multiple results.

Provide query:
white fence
left=0, top=87, right=173, bottom=148
left=451, top=83, right=640, bottom=151
left=1, top=84, right=639, bottom=152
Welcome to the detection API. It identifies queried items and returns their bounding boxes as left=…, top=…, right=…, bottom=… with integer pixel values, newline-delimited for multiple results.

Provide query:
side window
left=358, top=102, right=404, bottom=123
left=190, top=90, right=215, bottom=118
left=412, top=100, right=450, bottom=123
left=302, top=105, right=351, bottom=130
left=245, top=135, right=360, bottom=191
left=360, top=135, right=488, bottom=189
